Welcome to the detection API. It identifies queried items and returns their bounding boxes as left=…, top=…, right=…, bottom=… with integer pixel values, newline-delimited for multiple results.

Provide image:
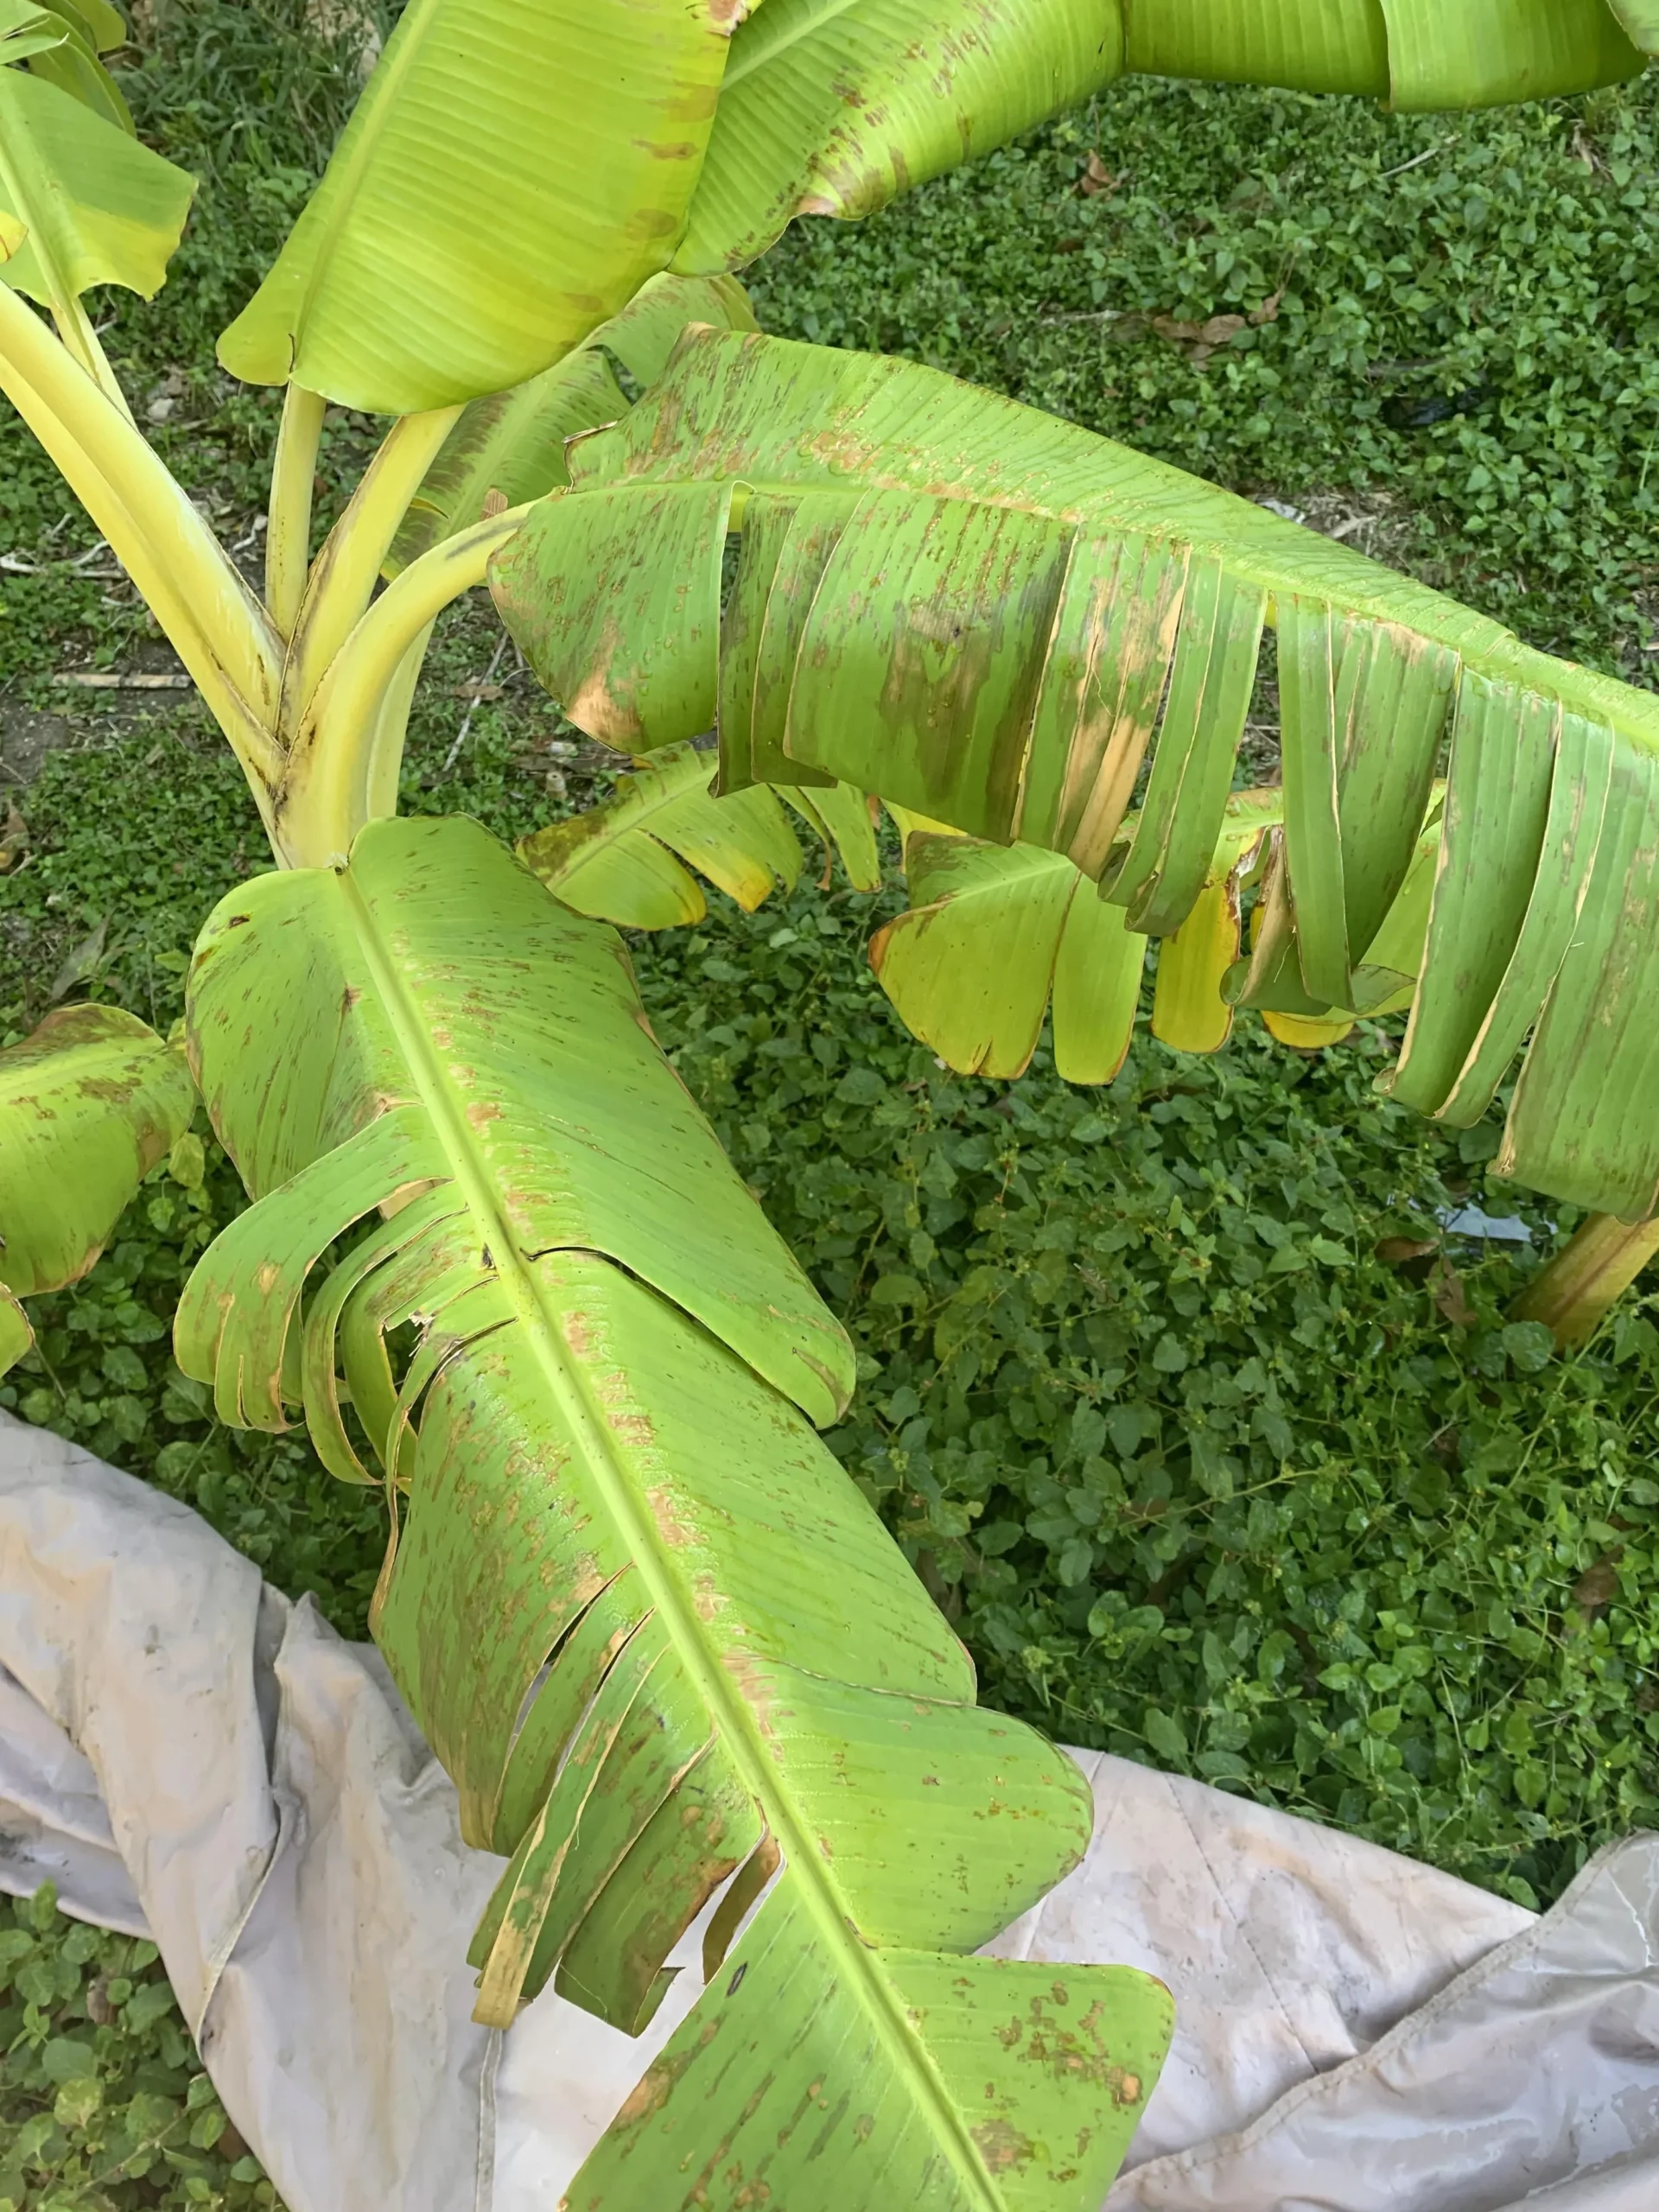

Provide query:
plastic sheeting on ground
left=1, top=1409, right=1656, bottom=2211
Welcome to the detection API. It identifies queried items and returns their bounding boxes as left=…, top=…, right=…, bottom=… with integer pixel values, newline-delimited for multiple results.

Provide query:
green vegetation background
left=3, top=5, right=1659, bottom=2203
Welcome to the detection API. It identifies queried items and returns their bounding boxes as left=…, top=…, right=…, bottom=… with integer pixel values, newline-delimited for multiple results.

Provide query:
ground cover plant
left=5, top=3, right=1659, bottom=2207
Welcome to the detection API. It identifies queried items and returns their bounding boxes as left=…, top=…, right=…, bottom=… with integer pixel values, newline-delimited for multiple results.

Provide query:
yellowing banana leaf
left=870, top=833, right=1147, bottom=1084
left=0, top=61, right=194, bottom=314
left=519, top=740, right=803, bottom=928
left=175, top=814, right=1172, bottom=2209
left=386, top=272, right=755, bottom=574
left=871, top=794, right=1332, bottom=1081
left=491, top=327, right=1659, bottom=1218
left=0, top=1003, right=194, bottom=1374
left=216, top=0, right=735, bottom=413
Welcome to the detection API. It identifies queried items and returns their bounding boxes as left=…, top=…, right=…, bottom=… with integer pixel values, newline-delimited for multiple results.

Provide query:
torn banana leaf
left=491, top=327, right=1659, bottom=1218
left=870, top=834, right=1147, bottom=1084
left=519, top=740, right=802, bottom=927
left=872, top=791, right=1367, bottom=1078
left=175, top=814, right=1171, bottom=2209
left=519, top=739, right=880, bottom=927
left=0, top=1002, right=195, bottom=1374
left=4, top=0, right=131, bottom=128
left=779, top=775, right=883, bottom=891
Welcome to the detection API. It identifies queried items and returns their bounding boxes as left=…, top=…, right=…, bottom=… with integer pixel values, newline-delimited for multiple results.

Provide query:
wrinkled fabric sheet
left=1, top=1411, right=1656, bottom=2212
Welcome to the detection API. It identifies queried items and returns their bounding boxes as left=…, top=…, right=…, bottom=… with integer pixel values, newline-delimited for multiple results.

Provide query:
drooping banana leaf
left=672, top=0, right=1121, bottom=275
left=215, top=0, right=738, bottom=412
left=870, top=833, right=1147, bottom=1084
left=780, top=774, right=884, bottom=891
left=386, top=271, right=757, bottom=573
left=1120, top=0, right=1641, bottom=106
left=672, top=0, right=1643, bottom=279
left=520, top=739, right=879, bottom=927
left=490, top=327, right=1659, bottom=1219
left=0, top=1002, right=195, bottom=1375
left=870, top=791, right=1386, bottom=1078
left=175, top=814, right=1172, bottom=2209
left=521, top=740, right=803, bottom=928
left=0, top=3, right=194, bottom=320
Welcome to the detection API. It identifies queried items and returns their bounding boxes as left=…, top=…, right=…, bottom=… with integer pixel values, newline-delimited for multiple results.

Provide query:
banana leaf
left=216, top=0, right=737, bottom=412
left=386, top=271, right=757, bottom=574
left=673, top=0, right=1643, bottom=280
left=521, top=740, right=802, bottom=927
left=489, top=327, right=1659, bottom=1218
left=0, top=1001, right=195, bottom=1375
left=520, top=739, right=879, bottom=927
left=175, top=815, right=1172, bottom=2209
left=0, top=3, right=194, bottom=315
left=870, top=791, right=1392, bottom=1078
left=673, top=0, right=1121, bottom=275
left=1121, top=0, right=1641, bottom=106
left=1611, top=0, right=1659, bottom=48
left=7, top=0, right=130, bottom=128
left=870, top=833, right=1147, bottom=1084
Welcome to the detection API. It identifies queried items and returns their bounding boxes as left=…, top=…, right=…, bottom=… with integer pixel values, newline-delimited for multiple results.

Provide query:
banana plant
left=4, top=2, right=1659, bottom=2203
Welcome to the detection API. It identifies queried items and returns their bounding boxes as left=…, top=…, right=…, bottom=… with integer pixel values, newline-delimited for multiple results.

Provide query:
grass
left=4, top=6, right=1659, bottom=2203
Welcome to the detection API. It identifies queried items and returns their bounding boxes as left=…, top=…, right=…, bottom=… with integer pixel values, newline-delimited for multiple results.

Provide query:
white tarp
left=2, top=1409, right=1656, bottom=2211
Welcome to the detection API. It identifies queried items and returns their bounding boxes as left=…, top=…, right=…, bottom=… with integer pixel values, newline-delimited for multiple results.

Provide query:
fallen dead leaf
left=0, top=802, right=26, bottom=872
left=1249, top=289, right=1284, bottom=327
left=1376, top=1236, right=1439, bottom=1267
left=1572, top=1557, right=1621, bottom=1612
left=1078, top=150, right=1116, bottom=197
left=1430, top=1256, right=1476, bottom=1330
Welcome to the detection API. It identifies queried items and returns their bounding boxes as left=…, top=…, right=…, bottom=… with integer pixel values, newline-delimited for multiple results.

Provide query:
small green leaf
left=1144, top=1707, right=1189, bottom=1762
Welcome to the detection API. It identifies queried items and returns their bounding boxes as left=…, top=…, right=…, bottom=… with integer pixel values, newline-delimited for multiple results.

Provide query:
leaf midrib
left=335, top=866, right=1002, bottom=2206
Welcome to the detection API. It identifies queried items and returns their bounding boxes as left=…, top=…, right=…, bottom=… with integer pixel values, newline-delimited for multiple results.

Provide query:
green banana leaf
left=0, top=1001, right=195, bottom=1376
left=175, top=814, right=1172, bottom=2209
left=6, top=0, right=130, bottom=128
left=1611, top=0, right=1659, bottom=48
left=522, top=739, right=802, bottom=927
left=672, top=0, right=1119, bottom=275
left=216, top=0, right=737, bottom=413
left=0, top=3, right=194, bottom=315
left=489, top=326, right=1659, bottom=1220
left=519, top=739, right=878, bottom=928
left=387, top=271, right=756, bottom=574
left=1120, top=0, right=1641, bottom=107
left=673, top=0, right=1643, bottom=277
